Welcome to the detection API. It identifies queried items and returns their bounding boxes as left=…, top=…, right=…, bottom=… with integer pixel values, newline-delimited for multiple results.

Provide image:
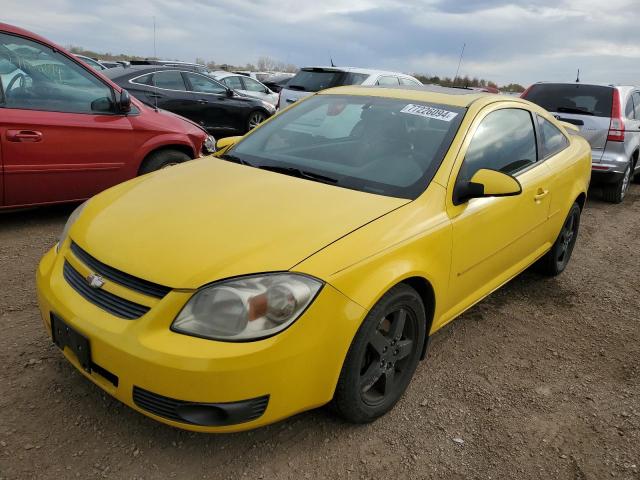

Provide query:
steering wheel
left=5, top=73, right=26, bottom=97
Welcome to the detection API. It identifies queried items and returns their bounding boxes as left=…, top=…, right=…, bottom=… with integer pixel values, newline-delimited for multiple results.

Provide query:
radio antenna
left=575, top=68, right=580, bottom=83
left=453, top=42, right=466, bottom=86
left=151, top=16, right=158, bottom=111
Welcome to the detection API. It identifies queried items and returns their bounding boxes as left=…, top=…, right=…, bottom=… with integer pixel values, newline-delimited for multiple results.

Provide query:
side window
left=243, top=77, right=266, bottom=92
left=222, top=76, right=244, bottom=90
left=152, top=71, right=186, bottom=90
left=0, top=32, right=115, bottom=114
left=459, top=109, right=537, bottom=183
left=399, top=77, right=420, bottom=86
left=184, top=72, right=226, bottom=94
left=376, top=76, right=400, bottom=86
left=537, top=116, right=569, bottom=158
left=131, top=73, right=154, bottom=86
left=632, top=93, right=640, bottom=120
left=625, top=96, right=635, bottom=119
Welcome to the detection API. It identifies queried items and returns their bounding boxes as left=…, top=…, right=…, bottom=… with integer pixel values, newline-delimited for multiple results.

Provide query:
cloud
left=2, top=0, right=640, bottom=86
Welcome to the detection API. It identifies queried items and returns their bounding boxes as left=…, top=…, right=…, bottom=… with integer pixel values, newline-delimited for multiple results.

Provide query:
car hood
left=72, top=159, right=408, bottom=289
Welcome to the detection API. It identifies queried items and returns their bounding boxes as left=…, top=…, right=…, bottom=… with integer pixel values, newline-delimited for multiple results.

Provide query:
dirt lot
left=1, top=185, right=639, bottom=480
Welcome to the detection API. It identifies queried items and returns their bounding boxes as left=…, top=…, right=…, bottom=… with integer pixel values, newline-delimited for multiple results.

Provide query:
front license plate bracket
left=51, top=314, right=92, bottom=373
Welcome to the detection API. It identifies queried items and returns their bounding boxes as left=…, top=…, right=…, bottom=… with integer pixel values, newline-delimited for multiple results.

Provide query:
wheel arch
left=575, top=192, right=587, bottom=210
left=400, top=276, right=436, bottom=360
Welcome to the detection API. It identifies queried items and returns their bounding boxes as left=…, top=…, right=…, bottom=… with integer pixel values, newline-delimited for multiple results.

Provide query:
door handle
left=147, top=93, right=162, bottom=98
left=6, top=130, right=43, bottom=142
left=534, top=188, right=549, bottom=202
left=197, top=99, right=209, bottom=104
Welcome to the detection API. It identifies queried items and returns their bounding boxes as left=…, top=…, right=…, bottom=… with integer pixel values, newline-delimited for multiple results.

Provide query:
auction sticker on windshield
left=400, top=104, right=458, bottom=122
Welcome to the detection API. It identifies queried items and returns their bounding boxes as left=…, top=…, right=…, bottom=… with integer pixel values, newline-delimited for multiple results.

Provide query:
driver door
left=0, top=31, right=133, bottom=207
left=438, top=106, right=554, bottom=327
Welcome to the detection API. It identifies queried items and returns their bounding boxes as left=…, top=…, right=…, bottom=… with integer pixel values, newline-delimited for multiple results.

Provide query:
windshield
left=524, top=83, right=613, bottom=117
left=229, top=95, right=465, bottom=199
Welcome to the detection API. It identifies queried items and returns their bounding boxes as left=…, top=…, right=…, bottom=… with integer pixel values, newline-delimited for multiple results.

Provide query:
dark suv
left=523, top=82, right=640, bottom=203
left=105, top=66, right=276, bottom=135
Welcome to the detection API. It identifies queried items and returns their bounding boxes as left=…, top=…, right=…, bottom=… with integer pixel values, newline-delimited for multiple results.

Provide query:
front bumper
left=36, top=245, right=366, bottom=432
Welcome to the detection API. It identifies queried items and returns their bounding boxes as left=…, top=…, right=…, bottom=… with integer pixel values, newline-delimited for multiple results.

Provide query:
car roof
left=320, top=85, right=513, bottom=108
left=531, top=81, right=636, bottom=90
left=299, top=66, right=418, bottom=78
left=103, top=64, right=209, bottom=79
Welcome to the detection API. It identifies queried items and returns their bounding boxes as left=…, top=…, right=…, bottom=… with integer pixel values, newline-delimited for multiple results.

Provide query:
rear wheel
left=602, top=163, right=631, bottom=203
left=536, top=202, right=581, bottom=276
left=247, top=110, right=267, bottom=131
left=332, top=284, right=426, bottom=424
left=138, top=149, right=191, bottom=175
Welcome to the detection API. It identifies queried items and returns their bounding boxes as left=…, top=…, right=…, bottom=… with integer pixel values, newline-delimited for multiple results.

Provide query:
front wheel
left=247, top=110, right=267, bottom=131
left=332, top=284, right=426, bottom=424
left=536, top=202, right=581, bottom=276
left=138, top=149, right=191, bottom=175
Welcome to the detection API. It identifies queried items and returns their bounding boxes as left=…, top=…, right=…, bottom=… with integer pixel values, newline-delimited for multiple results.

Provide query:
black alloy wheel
left=332, top=284, right=426, bottom=423
left=536, top=202, right=581, bottom=276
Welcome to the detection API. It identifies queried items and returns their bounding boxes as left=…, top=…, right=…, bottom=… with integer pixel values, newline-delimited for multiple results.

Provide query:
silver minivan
left=523, top=82, right=640, bottom=203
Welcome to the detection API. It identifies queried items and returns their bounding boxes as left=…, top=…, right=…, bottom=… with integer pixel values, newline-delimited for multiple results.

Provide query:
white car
left=277, top=66, right=422, bottom=109
left=211, top=72, right=279, bottom=107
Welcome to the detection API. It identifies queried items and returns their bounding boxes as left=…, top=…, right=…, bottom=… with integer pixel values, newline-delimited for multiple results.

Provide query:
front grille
left=63, top=261, right=150, bottom=320
left=70, top=242, right=171, bottom=299
left=132, top=386, right=269, bottom=426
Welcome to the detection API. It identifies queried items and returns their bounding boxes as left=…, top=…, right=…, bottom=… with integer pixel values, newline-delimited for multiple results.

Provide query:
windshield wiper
left=287, top=85, right=307, bottom=91
left=219, top=153, right=253, bottom=166
left=556, top=106, right=594, bottom=116
left=258, top=165, right=339, bottom=185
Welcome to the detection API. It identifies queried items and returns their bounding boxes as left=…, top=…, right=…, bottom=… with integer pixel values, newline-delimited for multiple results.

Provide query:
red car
left=0, top=23, right=214, bottom=209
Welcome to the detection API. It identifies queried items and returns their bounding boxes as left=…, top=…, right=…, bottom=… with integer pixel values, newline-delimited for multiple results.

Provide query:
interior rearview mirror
left=118, top=89, right=131, bottom=113
left=453, top=168, right=522, bottom=206
left=215, top=136, right=242, bottom=152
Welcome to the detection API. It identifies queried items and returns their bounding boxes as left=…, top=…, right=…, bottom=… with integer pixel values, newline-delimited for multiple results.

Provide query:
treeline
left=67, top=45, right=524, bottom=91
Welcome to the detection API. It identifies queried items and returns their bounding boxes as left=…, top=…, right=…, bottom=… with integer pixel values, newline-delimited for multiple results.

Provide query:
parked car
left=262, top=73, right=293, bottom=93
left=37, top=85, right=590, bottom=432
left=0, top=22, right=213, bottom=209
left=211, top=71, right=278, bottom=106
left=130, top=59, right=208, bottom=74
left=105, top=65, right=276, bottom=135
left=73, top=54, right=107, bottom=71
left=232, top=70, right=272, bottom=82
left=278, top=66, right=422, bottom=109
left=522, top=82, right=640, bottom=203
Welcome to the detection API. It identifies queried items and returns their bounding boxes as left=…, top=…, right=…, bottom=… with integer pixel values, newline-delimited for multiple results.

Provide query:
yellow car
left=36, top=85, right=591, bottom=432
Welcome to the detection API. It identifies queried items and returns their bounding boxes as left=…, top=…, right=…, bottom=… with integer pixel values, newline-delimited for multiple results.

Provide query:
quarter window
left=184, top=72, right=226, bottom=94
left=459, top=109, right=537, bottom=183
left=399, top=77, right=420, bottom=86
left=152, top=71, right=186, bottom=90
left=537, top=116, right=569, bottom=158
left=0, top=32, right=115, bottom=114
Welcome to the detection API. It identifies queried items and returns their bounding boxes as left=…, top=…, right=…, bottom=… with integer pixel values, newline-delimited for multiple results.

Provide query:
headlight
left=172, top=273, right=323, bottom=341
left=261, top=101, right=276, bottom=114
left=202, top=135, right=216, bottom=154
left=57, top=201, right=88, bottom=252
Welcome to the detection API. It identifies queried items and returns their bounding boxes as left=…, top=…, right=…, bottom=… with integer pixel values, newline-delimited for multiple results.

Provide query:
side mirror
left=453, top=168, right=522, bottom=205
left=225, top=88, right=234, bottom=98
left=118, top=89, right=131, bottom=113
left=215, top=136, right=242, bottom=153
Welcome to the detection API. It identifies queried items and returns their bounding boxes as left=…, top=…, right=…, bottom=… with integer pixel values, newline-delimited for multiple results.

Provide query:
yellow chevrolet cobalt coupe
left=37, top=85, right=591, bottom=432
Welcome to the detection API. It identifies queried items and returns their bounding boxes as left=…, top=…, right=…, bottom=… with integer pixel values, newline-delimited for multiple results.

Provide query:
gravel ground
left=1, top=185, right=639, bottom=480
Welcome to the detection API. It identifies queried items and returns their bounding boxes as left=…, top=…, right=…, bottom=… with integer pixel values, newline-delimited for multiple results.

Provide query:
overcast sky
left=3, top=0, right=640, bottom=86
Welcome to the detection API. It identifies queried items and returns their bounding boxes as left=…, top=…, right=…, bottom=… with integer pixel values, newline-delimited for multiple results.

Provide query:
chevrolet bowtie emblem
left=86, top=273, right=105, bottom=289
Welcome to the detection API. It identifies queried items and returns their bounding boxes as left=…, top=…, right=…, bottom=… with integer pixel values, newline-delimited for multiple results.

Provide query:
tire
left=602, top=163, right=631, bottom=203
left=138, top=149, right=191, bottom=175
left=536, top=202, right=581, bottom=276
left=633, top=162, right=640, bottom=184
left=332, top=284, right=426, bottom=424
left=246, top=110, right=267, bottom=131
